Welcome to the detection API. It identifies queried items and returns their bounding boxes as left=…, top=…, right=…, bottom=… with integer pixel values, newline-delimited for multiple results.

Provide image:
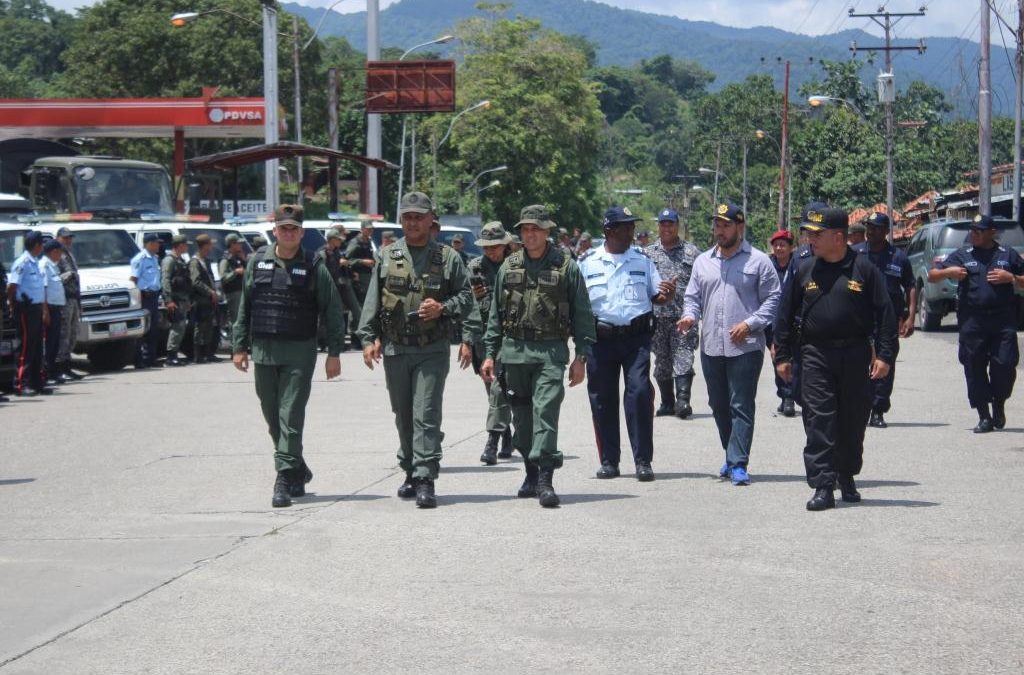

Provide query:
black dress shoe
left=595, top=462, right=620, bottom=479
left=166, top=357, right=185, bottom=367
left=837, top=475, right=861, bottom=503
left=63, top=367, right=84, bottom=380
left=869, top=411, right=888, bottom=429
left=974, top=418, right=995, bottom=434
left=782, top=398, right=796, bottom=417
left=397, top=474, right=416, bottom=499
left=45, top=378, right=59, bottom=387
left=56, top=373, right=73, bottom=384
left=993, top=401, right=1007, bottom=430
left=806, top=487, right=836, bottom=511
left=415, top=478, right=437, bottom=508
left=272, top=471, right=293, bottom=508
left=636, top=462, right=655, bottom=482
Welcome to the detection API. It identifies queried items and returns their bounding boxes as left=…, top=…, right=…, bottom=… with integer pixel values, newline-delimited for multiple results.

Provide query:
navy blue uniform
left=854, top=242, right=914, bottom=413
left=767, top=254, right=792, bottom=403
left=777, top=244, right=813, bottom=406
left=935, top=244, right=1024, bottom=410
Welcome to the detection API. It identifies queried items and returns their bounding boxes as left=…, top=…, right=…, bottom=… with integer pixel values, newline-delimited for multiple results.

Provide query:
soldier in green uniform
left=218, top=233, right=247, bottom=348
left=481, top=205, right=596, bottom=508
left=189, top=234, right=220, bottom=363
left=357, top=192, right=473, bottom=509
left=460, top=222, right=514, bottom=465
left=233, top=204, right=344, bottom=508
left=344, top=222, right=376, bottom=303
left=162, top=234, right=192, bottom=366
left=318, top=228, right=363, bottom=351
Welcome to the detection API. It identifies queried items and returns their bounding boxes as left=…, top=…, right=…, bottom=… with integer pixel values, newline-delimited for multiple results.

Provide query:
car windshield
left=70, top=229, right=139, bottom=268
left=264, top=228, right=327, bottom=251
left=436, top=231, right=481, bottom=257
left=939, top=223, right=1024, bottom=250
left=180, top=228, right=251, bottom=260
left=0, top=229, right=28, bottom=268
left=74, top=166, right=174, bottom=216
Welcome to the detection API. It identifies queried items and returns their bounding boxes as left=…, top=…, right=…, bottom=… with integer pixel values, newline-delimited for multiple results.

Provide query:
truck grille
left=80, top=290, right=131, bottom=315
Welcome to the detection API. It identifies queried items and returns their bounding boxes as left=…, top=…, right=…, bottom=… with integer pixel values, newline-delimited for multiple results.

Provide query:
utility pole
left=980, top=0, right=992, bottom=216
left=292, top=17, right=303, bottom=205
left=779, top=60, right=789, bottom=230
left=741, top=140, right=748, bottom=216
left=365, top=0, right=380, bottom=214
left=1013, top=1, right=1023, bottom=222
left=712, top=141, right=722, bottom=208
left=327, top=67, right=339, bottom=211
left=848, top=6, right=927, bottom=231
left=261, top=0, right=279, bottom=212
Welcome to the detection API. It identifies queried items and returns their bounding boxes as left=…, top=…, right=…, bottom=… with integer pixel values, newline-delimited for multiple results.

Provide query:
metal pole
left=1014, top=0, right=1023, bottom=222
left=786, top=157, right=793, bottom=228
left=365, top=0, right=381, bottom=214
left=778, top=60, right=789, bottom=229
left=432, top=132, right=438, bottom=198
left=980, top=0, right=993, bottom=216
left=327, top=67, right=339, bottom=211
left=410, top=120, right=417, bottom=187
left=262, top=1, right=279, bottom=212
left=395, top=116, right=406, bottom=221
left=713, top=141, right=721, bottom=207
left=293, top=17, right=303, bottom=205
left=741, top=140, right=748, bottom=216
left=884, top=15, right=896, bottom=240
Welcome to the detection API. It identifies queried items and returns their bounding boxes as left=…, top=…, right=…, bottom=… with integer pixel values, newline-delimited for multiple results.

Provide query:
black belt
left=141, top=290, right=161, bottom=297
left=805, top=336, right=869, bottom=349
left=595, top=313, right=654, bottom=339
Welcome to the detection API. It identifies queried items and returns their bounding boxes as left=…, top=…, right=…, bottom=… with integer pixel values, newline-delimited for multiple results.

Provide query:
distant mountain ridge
left=283, top=0, right=1011, bottom=117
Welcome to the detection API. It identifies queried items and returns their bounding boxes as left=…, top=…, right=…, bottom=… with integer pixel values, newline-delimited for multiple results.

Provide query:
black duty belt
left=141, top=290, right=161, bottom=297
left=595, top=313, right=654, bottom=339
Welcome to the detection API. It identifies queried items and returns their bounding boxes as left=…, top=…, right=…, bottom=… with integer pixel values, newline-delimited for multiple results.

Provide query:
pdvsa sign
left=208, top=108, right=263, bottom=123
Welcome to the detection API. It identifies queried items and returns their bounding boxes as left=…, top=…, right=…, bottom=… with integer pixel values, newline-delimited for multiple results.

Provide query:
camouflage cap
left=400, top=191, right=434, bottom=215
left=225, top=233, right=241, bottom=245
left=252, top=235, right=268, bottom=247
left=475, top=221, right=514, bottom=247
left=274, top=203, right=304, bottom=227
left=194, top=233, right=212, bottom=246
left=452, top=233, right=464, bottom=242
left=515, top=204, right=556, bottom=230
left=381, top=230, right=396, bottom=240
left=171, top=234, right=189, bottom=246
left=325, top=227, right=344, bottom=241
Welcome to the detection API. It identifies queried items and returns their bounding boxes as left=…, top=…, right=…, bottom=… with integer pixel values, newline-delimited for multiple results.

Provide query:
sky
left=43, top=0, right=1003, bottom=44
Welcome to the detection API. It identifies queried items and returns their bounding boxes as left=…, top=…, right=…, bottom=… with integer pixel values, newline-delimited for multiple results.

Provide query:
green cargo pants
left=192, top=301, right=217, bottom=355
left=166, top=300, right=191, bottom=355
left=224, top=291, right=242, bottom=346
left=503, top=361, right=566, bottom=469
left=474, top=343, right=511, bottom=434
left=383, top=351, right=450, bottom=480
left=254, top=361, right=315, bottom=472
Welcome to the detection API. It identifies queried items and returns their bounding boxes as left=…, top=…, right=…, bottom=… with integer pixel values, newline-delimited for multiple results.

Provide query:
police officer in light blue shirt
left=6, top=230, right=49, bottom=395
left=40, top=239, right=67, bottom=385
left=579, top=206, right=676, bottom=482
left=130, top=233, right=164, bottom=368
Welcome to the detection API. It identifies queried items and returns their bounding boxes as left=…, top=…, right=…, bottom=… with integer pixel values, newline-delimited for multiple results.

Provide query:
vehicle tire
left=87, top=339, right=136, bottom=371
left=918, top=295, right=942, bottom=332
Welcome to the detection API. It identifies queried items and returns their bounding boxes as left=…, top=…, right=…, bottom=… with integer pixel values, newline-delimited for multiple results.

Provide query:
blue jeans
left=700, top=349, right=764, bottom=468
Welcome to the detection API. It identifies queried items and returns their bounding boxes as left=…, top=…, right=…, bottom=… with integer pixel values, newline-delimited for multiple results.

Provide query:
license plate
left=109, top=322, right=128, bottom=338
left=0, top=340, right=11, bottom=356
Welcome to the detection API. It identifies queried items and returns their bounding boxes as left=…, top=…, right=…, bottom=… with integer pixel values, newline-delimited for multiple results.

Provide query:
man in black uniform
left=189, top=234, right=220, bottom=363
left=855, top=212, right=916, bottom=428
left=773, top=207, right=897, bottom=512
left=930, top=214, right=1024, bottom=432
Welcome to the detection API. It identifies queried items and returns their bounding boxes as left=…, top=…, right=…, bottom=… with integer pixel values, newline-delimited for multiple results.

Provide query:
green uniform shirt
left=189, top=255, right=216, bottom=305
left=218, top=256, right=244, bottom=294
left=161, top=253, right=190, bottom=302
left=357, top=239, right=473, bottom=356
left=484, top=244, right=596, bottom=366
left=233, top=245, right=344, bottom=364
left=461, top=255, right=502, bottom=346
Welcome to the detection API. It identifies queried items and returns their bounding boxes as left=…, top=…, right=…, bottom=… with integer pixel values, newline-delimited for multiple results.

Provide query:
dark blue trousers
left=870, top=335, right=899, bottom=413
left=135, top=292, right=162, bottom=366
left=586, top=332, right=654, bottom=467
left=958, top=312, right=1019, bottom=409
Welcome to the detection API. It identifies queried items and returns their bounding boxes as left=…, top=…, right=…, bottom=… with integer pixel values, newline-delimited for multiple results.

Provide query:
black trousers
left=13, top=302, right=44, bottom=393
left=958, top=312, right=1019, bottom=409
left=44, top=304, right=62, bottom=379
left=870, top=335, right=900, bottom=413
left=801, top=342, right=872, bottom=488
left=586, top=332, right=655, bottom=467
left=136, top=293, right=162, bottom=366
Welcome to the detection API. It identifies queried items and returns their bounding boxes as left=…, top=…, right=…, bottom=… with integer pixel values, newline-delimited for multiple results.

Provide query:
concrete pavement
left=1, top=325, right=1022, bottom=673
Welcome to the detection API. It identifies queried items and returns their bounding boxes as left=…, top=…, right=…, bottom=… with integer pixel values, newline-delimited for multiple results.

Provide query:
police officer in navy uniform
left=930, top=214, right=1024, bottom=432
left=580, top=206, right=676, bottom=481
left=130, top=233, right=164, bottom=369
left=854, top=212, right=916, bottom=428
left=773, top=208, right=897, bottom=511
left=6, top=230, right=50, bottom=396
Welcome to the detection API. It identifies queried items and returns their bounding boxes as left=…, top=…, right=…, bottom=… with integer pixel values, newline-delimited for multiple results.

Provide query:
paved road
left=1, top=326, right=1022, bottom=674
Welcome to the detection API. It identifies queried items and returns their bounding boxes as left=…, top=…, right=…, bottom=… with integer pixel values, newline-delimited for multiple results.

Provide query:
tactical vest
left=380, top=240, right=452, bottom=347
left=169, top=255, right=191, bottom=295
left=501, top=247, right=572, bottom=341
left=468, top=256, right=495, bottom=320
left=250, top=248, right=319, bottom=341
left=221, top=254, right=246, bottom=294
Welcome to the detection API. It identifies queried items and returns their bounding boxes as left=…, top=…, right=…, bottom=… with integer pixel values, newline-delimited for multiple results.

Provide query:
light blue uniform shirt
left=579, top=245, right=662, bottom=326
left=40, top=258, right=65, bottom=306
left=130, top=250, right=162, bottom=291
left=8, top=250, right=46, bottom=304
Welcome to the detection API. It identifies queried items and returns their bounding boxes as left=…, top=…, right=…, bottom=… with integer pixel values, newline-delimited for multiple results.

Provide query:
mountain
left=283, top=0, right=1012, bottom=117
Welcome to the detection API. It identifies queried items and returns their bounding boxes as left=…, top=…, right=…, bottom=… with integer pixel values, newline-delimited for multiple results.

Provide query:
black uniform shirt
left=936, top=244, right=1024, bottom=315
left=853, top=242, right=914, bottom=317
left=774, top=248, right=898, bottom=365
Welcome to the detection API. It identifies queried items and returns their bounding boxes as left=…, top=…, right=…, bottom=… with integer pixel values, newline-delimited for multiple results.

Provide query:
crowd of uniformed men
left=3, top=192, right=1022, bottom=513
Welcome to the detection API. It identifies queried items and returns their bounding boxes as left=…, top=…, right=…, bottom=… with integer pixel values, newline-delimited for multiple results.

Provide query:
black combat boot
left=782, top=398, right=796, bottom=417
left=517, top=462, right=539, bottom=498
left=674, top=374, right=693, bottom=419
left=480, top=431, right=500, bottom=465
left=272, top=470, right=295, bottom=508
left=536, top=468, right=560, bottom=508
left=415, top=477, right=437, bottom=509
left=837, top=475, right=861, bottom=503
left=397, top=473, right=416, bottom=499
left=805, top=487, right=835, bottom=512
left=288, top=462, right=313, bottom=498
left=655, top=378, right=675, bottom=417
left=497, top=428, right=514, bottom=459
left=993, top=399, right=1007, bottom=430
left=869, top=409, right=887, bottom=428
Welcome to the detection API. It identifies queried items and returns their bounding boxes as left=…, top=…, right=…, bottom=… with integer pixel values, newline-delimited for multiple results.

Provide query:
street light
left=755, top=129, right=792, bottom=228
left=808, top=95, right=868, bottom=122
left=475, top=179, right=500, bottom=215
left=463, top=165, right=507, bottom=215
left=432, top=100, right=493, bottom=196
left=394, top=34, right=459, bottom=219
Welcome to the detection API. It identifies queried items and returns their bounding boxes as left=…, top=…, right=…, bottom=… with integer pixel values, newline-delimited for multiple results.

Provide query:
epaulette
left=577, top=248, right=596, bottom=263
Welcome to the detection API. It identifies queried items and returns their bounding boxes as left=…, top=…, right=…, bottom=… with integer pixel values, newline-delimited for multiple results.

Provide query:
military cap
left=23, top=230, right=42, bottom=247
left=171, top=234, right=189, bottom=246
left=712, top=203, right=745, bottom=224
left=770, top=229, right=794, bottom=244
left=971, top=214, right=996, bottom=230
left=452, top=233, right=464, bottom=242
left=800, top=201, right=830, bottom=225
left=252, top=235, right=268, bottom=248
left=516, top=204, right=556, bottom=230
left=657, top=208, right=680, bottom=223
left=143, top=232, right=160, bottom=244
left=801, top=207, right=849, bottom=233
left=848, top=222, right=867, bottom=234
left=56, top=226, right=74, bottom=238
left=557, top=227, right=569, bottom=236
left=225, top=233, right=241, bottom=245
left=475, top=221, right=514, bottom=247
left=603, top=206, right=640, bottom=227
left=325, top=228, right=343, bottom=241
left=865, top=212, right=891, bottom=229
left=579, top=232, right=593, bottom=241
left=510, top=234, right=522, bottom=244
left=381, top=230, right=396, bottom=240
left=274, top=203, right=304, bottom=227
left=400, top=191, right=434, bottom=215
left=194, top=233, right=213, bottom=246
left=43, top=238, right=63, bottom=253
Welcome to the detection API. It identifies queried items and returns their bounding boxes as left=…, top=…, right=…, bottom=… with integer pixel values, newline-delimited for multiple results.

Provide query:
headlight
left=128, top=287, right=142, bottom=309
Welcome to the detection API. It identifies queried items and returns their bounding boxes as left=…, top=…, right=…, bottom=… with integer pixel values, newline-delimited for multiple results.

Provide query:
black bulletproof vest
left=221, top=254, right=246, bottom=293
left=250, top=248, right=318, bottom=341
